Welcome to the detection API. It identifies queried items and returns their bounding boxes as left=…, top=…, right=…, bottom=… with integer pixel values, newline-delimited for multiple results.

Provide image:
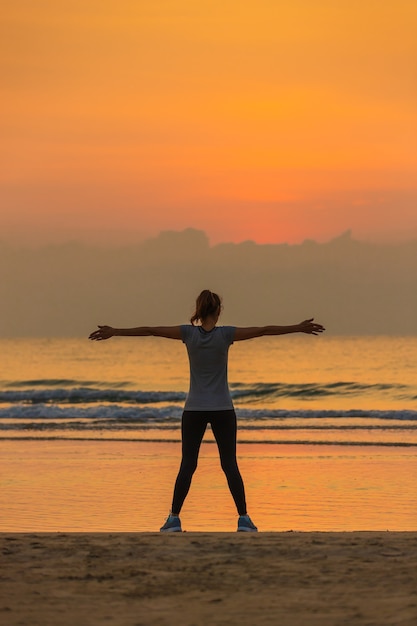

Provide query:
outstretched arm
left=234, top=319, right=325, bottom=341
left=89, top=325, right=182, bottom=341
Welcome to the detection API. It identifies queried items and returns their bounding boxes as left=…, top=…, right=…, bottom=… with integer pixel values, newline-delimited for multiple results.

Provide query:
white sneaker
left=160, top=514, right=182, bottom=532
left=237, top=514, right=258, bottom=532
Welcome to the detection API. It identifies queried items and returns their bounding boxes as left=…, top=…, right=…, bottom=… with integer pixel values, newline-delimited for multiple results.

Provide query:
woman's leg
left=210, top=410, right=247, bottom=516
left=171, top=411, right=208, bottom=515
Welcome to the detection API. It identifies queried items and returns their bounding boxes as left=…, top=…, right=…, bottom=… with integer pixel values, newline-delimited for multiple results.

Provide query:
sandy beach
left=1, top=532, right=416, bottom=626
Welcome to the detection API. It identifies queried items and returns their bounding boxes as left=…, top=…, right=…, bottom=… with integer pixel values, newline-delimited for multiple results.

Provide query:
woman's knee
left=180, top=457, right=199, bottom=476
left=220, top=457, right=239, bottom=476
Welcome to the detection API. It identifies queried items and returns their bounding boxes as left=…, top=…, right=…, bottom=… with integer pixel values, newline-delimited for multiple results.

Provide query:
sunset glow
left=2, top=0, right=416, bottom=244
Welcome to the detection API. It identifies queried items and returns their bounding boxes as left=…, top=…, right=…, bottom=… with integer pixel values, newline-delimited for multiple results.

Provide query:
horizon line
left=2, top=228, right=417, bottom=250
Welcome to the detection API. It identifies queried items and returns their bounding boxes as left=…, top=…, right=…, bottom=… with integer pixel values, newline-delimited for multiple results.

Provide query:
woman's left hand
left=89, top=325, right=115, bottom=341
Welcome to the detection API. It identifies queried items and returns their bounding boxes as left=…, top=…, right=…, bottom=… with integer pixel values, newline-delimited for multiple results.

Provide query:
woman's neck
left=201, top=316, right=218, bottom=331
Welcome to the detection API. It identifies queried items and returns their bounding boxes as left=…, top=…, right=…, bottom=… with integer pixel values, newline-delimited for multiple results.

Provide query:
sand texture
left=1, top=532, right=416, bottom=626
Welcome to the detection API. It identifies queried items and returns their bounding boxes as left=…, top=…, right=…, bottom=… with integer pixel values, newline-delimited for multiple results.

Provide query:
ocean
left=1, top=335, right=416, bottom=531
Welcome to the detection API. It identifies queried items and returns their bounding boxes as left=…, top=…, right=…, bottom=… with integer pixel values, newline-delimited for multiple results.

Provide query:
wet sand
left=2, top=440, right=417, bottom=533
left=1, top=532, right=416, bottom=625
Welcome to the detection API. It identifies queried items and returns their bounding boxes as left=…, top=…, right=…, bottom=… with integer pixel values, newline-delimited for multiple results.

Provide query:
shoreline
left=1, top=532, right=416, bottom=625
left=2, top=435, right=417, bottom=447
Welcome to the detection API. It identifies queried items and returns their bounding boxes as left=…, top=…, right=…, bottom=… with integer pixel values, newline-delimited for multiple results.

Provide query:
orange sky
left=1, top=0, right=416, bottom=245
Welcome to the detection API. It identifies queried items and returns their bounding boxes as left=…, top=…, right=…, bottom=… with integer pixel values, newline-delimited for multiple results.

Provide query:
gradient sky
left=2, top=0, right=416, bottom=245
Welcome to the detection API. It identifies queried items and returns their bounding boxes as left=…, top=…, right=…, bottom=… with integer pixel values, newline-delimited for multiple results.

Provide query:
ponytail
left=190, top=290, right=222, bottom=325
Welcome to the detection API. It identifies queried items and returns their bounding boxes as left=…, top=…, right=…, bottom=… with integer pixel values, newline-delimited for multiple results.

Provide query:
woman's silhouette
left=89, top=289, right=325, bottom=532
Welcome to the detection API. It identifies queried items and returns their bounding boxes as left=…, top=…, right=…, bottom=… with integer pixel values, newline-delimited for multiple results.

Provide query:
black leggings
left=171, top=409, right=247, bottom=516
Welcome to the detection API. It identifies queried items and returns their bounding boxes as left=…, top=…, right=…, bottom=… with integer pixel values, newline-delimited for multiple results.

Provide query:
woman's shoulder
left=180, top=324, right=204, bottom=340
left=218, top=326, right=236, bottom=343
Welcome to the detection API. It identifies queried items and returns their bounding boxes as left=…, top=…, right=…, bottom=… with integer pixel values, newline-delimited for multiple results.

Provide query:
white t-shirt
left=180, top=325, right=236, bottom=411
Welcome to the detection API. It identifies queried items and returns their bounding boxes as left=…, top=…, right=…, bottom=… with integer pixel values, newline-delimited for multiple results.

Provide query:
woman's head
left=190, top=290, right=222, bottom=325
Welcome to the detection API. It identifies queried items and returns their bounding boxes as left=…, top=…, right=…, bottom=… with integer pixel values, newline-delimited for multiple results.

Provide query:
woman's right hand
left=298, top=319, right=325, bottom=335
left=88, top=325, right=115, bottom=341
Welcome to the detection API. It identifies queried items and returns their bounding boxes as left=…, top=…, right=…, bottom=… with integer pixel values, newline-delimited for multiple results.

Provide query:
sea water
left=1, top=335, right=416, bottom=531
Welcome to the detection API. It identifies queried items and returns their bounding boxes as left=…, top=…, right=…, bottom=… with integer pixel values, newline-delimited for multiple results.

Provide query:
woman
left=89, top=289, right=325, bottom=532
